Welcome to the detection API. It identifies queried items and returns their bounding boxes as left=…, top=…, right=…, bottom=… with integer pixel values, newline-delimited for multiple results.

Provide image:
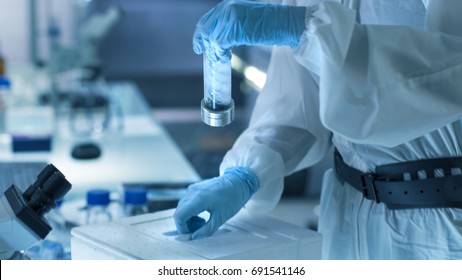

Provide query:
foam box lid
left=71, top=209, right=322, bottom=260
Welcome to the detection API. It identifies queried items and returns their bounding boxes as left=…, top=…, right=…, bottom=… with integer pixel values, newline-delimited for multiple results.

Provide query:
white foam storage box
left=71, top=209, right=322, bottom=259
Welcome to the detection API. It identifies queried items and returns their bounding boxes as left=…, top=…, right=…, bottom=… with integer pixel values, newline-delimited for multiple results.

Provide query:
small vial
left=123, top=187, right=149, bottom=217
left=0, top=77, right=11, bottom=136
left=86, top=189, right=112, bottom=225
left=201, top=52, right=234, bottom=127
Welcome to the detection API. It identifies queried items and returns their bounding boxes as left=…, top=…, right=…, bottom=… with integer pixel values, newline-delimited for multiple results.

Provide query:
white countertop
left=1, top=78, right=201, bottom=199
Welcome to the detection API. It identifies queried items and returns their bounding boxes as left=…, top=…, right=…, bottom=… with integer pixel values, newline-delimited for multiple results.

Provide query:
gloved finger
left=192, top=26, right=205, bottom=55
left=193, top=2, right=220, bottom=55
left=186, top=216, right=206, bottom=233
left=204, top=44, right=231, bottom=64
left=191, top=215, right=221, bottom=240
left=194, top=31, right=230, bottom=60
left=215, top=47, right=232, bottom=62
left=173, top=200, right=206, bottom=234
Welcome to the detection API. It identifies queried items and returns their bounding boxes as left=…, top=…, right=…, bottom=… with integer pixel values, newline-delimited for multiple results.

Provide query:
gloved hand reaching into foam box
left=174, top=166, right=260, bottom=240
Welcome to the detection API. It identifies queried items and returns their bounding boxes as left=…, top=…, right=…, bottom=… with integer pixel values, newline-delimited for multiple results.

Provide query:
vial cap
left=87, top=189, right=110, bottom=206
left=0, top=76, right=10, bottom=88
left=124, top=187, right=147, bottom=205
left=56, top=199, right=63, bottom=208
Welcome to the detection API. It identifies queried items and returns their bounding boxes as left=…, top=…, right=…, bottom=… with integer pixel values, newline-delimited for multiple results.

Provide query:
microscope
left=0, top=164, right=71, bottom=260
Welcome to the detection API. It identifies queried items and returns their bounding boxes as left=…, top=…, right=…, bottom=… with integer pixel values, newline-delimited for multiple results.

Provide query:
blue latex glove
left=174, top=166, right=260, bottom=240
left=194, top=0, right=307, bottom=62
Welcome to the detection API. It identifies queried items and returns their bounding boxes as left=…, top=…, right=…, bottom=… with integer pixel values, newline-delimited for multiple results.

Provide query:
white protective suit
left=220, top=0, right=462, bottom=259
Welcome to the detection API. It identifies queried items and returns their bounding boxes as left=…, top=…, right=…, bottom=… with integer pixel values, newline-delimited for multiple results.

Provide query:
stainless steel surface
left=201, top=99, right=235, bottom=127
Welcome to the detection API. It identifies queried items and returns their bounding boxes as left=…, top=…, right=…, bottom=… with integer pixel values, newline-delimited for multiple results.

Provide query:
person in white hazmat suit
left=174, top=0, right=462, bottom=259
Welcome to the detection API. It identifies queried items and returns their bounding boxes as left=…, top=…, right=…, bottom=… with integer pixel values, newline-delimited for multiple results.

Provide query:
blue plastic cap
left=87, top=189, right=111, bottom=206
left=0, top=76, right=10, bottom=88
left=56, top=199, right=63, bottom=208
left=124, top=187, right=147, bottom=205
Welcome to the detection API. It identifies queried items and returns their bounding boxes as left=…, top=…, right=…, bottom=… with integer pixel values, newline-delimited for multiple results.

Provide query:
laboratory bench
left=1, top=66, right=322, bottom=259
left=1, top=80, right=201, bottom=198
left=0, top=70, right=203, bottom=259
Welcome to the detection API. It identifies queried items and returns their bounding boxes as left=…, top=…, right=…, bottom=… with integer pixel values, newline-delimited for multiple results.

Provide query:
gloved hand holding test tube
left=194, top=0, right=306, bottom=127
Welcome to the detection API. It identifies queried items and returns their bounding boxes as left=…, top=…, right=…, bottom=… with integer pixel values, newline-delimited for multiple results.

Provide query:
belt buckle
left=361, top=173, right=379, bottom=203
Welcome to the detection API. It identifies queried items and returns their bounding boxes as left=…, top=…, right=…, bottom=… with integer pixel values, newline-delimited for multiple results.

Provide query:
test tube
left=201, top=52, right=234, bottom=127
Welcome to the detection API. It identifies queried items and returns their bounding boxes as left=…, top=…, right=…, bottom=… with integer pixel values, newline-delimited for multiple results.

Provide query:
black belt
left=333, top=149, right=462, bottom=209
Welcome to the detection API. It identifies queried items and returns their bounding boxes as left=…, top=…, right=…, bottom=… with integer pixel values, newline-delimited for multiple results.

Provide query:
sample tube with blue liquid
left=201, top=52, right=234, bottom=127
